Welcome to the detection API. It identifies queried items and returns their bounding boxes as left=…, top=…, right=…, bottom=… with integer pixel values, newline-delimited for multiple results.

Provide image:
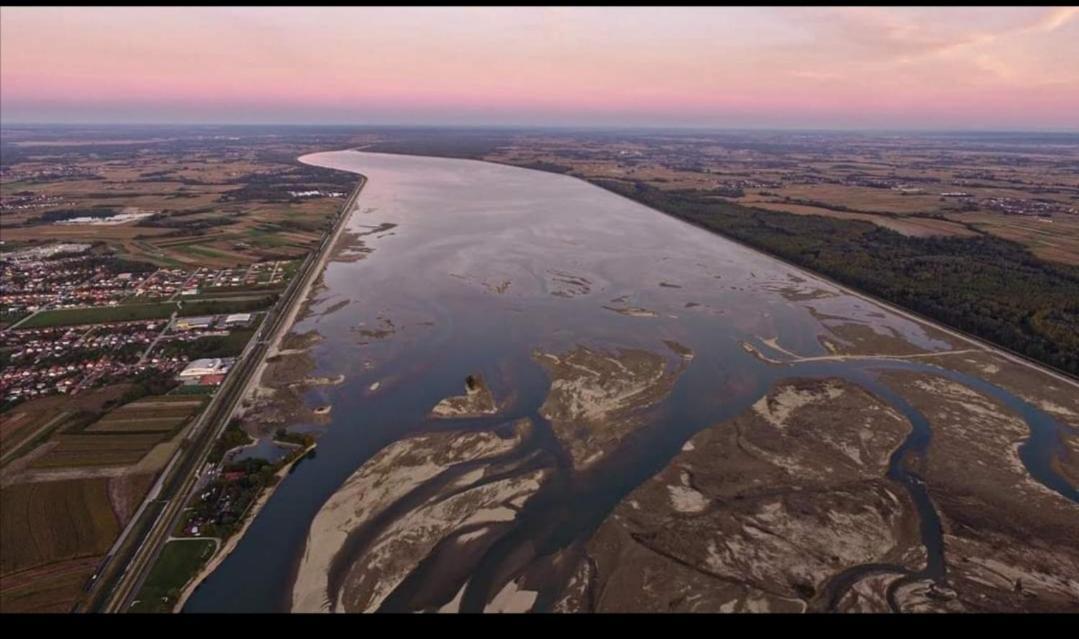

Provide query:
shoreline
left=173, top=442, right=317, bottom=613
left=357, top=148, right=1076, bottom=388
left=172, top=167, right=368, bottom=612
left=577, top=176, right=1079, bottom=389
left=234, top=172, right=367, bottom=414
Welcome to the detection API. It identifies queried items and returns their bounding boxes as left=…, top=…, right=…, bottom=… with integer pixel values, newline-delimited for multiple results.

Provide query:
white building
left=176, top=316, right=214, bottom=331
left=224, top=313, right=252, bottom=326
left=178, top=357, right=231, bottom=378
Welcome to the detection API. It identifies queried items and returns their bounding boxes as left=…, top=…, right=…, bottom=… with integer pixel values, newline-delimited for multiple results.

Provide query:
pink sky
left=2, top=6, right=1077, bottom=130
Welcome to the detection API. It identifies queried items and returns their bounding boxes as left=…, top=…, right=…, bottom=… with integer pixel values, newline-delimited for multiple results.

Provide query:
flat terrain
left=257, top=149, right=1078, bottom=616
left=1, top=126, right=367, bottom=268
left=4, top=127, right=1078, bottom=615
left=0, top=478, right=120, bottom=612
left=129, top=539, right=216, bottom=613
left=477, top=131, right=1079, bottom=265
left=360, top=129, right=1079, bottom=375
left=0, top=126, right=368, bottom=613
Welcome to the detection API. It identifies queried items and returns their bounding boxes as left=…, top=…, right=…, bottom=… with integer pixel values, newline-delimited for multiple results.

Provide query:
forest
left=596, top=179, right=1079, bottom=375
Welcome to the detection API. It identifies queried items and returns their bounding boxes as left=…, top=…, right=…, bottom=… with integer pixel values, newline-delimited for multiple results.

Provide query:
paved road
left=138, top=311, right=177, bottom=364
left=82, top=179, right=366, bottom=613
left=5, top=307, right=41, bottom=331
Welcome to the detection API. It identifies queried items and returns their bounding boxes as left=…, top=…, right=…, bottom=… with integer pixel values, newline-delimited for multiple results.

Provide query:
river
left=184, top=150, right=1076, bottom=613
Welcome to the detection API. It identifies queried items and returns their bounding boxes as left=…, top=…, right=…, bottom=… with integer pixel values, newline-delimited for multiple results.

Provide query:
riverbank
left=175, top=172, right=371, bottom=608
left=167, top=169, right=368, bottom=611
left=174, top=442, right=317, bottom=612
left=183, top=150, right=1079, bottom=614
left=236, top=173, right=367, bottom=410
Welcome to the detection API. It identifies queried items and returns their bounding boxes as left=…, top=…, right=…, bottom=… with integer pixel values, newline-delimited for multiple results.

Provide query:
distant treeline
left=83, top=254, right=158, bottom=274
left=363, top=129, right=513, bottom=159
left=513, top=160, right=574, bottom=174
left=136, top=211, right=236, bottom=231
left=29, top=207, right=117, bottom=225
left=217, top=163, right=355, bottom=204
left=595, top=179, right=1079, bottom=375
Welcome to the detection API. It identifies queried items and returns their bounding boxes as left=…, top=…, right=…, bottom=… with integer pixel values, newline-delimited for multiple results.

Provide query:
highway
left=81, top=176, right=366, bottom=613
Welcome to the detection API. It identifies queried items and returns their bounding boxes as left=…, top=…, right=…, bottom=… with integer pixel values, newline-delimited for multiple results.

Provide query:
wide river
left=184, top=151, right=1075, bottom=612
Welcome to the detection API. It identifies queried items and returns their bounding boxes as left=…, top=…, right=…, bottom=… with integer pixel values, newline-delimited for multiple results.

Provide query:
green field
left=159, top=326, right=258, bottom=360
left=20, top=303, right=179, bottom=327
left=183, top=285, right=284, bottom=299
left=17, top=296, right=276, bottom=329
left=169, top=385, right=216, bottom=396
left=129, top=539, right=216, bottom=613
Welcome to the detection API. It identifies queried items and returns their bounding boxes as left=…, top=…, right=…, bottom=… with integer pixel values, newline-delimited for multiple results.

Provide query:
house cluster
left=0, top=163, right=98, bottom=184
left=0, top=252, right=149, bottom=314
left=1, top=349, right=188, bottom=403
left=0, top=319, right=183, bottom=404
left=981, top=197, right=1076, bottom=217
left=131, top=261, right=293, bottom=300
left=0, top=191, right=65, bottom=214
left=0, top=244, right=283, bottom=409
left=185, top=260, right=292, bottom=291
left=131, top=268, right=195, bottom=300
left=288, top=189, right=346, bottom=198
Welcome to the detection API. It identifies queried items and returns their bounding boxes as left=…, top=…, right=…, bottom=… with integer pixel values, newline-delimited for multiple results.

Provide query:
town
left=0, top=243, right=289, bottom=408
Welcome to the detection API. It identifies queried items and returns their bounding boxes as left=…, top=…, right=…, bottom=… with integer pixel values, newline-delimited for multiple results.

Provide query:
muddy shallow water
left=184, top=151, right=1076, bottom=613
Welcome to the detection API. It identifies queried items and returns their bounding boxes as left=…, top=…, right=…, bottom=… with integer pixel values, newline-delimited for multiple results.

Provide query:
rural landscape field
left=0, top=126, right=365, bottom=612
left=1, top=6, right=1077, bottom=617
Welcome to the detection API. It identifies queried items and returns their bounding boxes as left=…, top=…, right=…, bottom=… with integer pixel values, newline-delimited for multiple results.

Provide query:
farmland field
left=19, top=296, right=276, bottom=329
left=0, top=477, right=128, bottom=612
left=159, top=327, right=258, bottom=359
left=85, top=416, right=191, bottom=433
left=19, top=302, right=180, bottom=327
left=0, top=556, right=101, bottom=612
left=85, top=397, right=205, bottom=433
left=0, top=385, right=135, bottom=465
left=29, top=433, right=169, bottom=469
left=0, top=126, right=364, bottom=268
left=0, top=478, right=119, bottom=578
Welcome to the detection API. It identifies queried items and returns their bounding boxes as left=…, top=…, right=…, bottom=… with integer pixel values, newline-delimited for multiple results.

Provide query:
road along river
left=184, top=151, right=1077, bottom=613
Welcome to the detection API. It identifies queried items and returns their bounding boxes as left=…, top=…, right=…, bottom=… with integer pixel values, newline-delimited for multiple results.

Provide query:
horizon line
left=3, top=120, right=1078, bottom=136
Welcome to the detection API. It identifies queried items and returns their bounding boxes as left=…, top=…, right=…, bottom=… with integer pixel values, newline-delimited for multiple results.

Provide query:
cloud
left=1030, top=6, right=1079, bottom=32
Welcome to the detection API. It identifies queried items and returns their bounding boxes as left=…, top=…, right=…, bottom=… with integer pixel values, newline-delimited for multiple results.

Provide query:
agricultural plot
left=0, top=478, right=125, bottom=612
left=0, top=478, right=119, bottom=577
left=0, top=409, right=71, bottom=463
left=85, top=397, right=205, bottom=434
left=18, top=295, right=276, bottom=329
left=29, top=433, right=169, bottom=469
left=0, top=556, right=100, bottom=613
left=19, top=302, right=179, bottom=328
left=184, top=286, right=285, bottom=300
left=0, top=129, right=360, bottom=269
left=159, top=327, right=258, bottom=360
left=0, top=385, right=134, bottom=466
left=169, top=385, right=216, bottom=396
left=85, top=416, right=189, bottom=434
